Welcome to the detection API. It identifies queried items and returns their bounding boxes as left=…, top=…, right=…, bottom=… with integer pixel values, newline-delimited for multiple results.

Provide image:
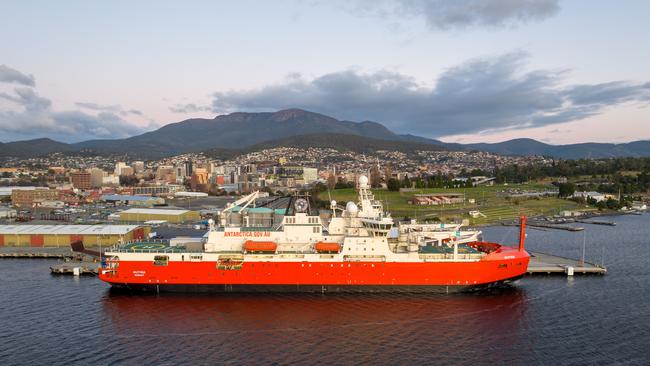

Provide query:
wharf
left=575, top=219, right=616, bottom=226
left=527, top=223, right=584, bottom=232
left=50, top=262, right=99, bottom=276
left=0, top=247, right=74, bottom=259
left=527, top=251, right=606, bottom=275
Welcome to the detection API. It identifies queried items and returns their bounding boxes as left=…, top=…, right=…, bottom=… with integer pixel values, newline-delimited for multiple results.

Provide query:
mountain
left=72, top=109, right=413, bottom=157
left=1, top=108, right=649, bottom=159
left=0, top=138, right=75, bottom=158
left=465, top=138, right=650, bottom=159
left=203, top=133, right=450, bottom=160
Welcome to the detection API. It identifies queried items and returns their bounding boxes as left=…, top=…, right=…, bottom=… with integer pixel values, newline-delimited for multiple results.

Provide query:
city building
left=156, top=165, right=176, bottom=183
left=71, top=171, right=91, bottom=190
left=0, top=207, right=17, bottom=219
left=11, top=188, right=60, bottom=207
left=118, top=208, right=200, bottom=223
left=114, top=162, right=129, bottom=176
left=184, top=160, right=193, bottom=177
left=132, top=184, right=184, bottom=196
left=572, top=191, right=607, bottom=202
left=102, top=175, right=120, bottom=186
left=190, top=168, right=209, bottom=191
left=132, top=161, right=145, bottom=174
left=89, top=168, right=105, bottom=188
left=0, top=186, right=36, bottom=197
left=408, top=193, right=465, bottom=206
left=0, top=225, right=148, bottom=247
left=48, top=166, right=66, bottom=174
left=119, top=166, right=135, bottom=176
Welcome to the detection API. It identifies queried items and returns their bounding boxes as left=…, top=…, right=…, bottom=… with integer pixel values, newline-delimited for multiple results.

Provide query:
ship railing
left=108, top=248, right=205, bottom=254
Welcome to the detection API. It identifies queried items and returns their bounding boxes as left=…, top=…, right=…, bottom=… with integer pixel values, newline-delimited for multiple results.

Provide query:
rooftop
left=120, top=208, right=191, bottom=215
left=0, top=225, right=141, bottom=235
left=101, top=194, right=161, bottom=201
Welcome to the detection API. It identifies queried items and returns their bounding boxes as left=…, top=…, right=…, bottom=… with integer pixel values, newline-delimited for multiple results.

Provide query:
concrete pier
left=527, top=251, right=606, bottom=275
left=0, top=247, right=73, bottom=259
left=50, top=262, right=99, bottom=275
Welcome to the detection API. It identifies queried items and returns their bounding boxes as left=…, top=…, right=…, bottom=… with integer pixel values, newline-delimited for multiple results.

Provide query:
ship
left=98, top=176, right=530, bottom=293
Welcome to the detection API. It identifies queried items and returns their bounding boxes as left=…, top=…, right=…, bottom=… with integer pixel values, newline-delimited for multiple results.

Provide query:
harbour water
left=0, top=214, right=648, bottom=365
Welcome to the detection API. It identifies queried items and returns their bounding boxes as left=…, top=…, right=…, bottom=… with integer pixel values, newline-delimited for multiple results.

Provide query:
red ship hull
left=99, top=249, right=530, bottom=293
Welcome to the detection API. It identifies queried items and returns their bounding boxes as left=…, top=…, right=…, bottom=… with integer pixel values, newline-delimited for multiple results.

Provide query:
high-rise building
left=114, top=162, right=129, bottom=176
left=156, top=166, right=176, bottom=183
left=184, top=160, right=193, bottom=177
left=190, top=168, right=209, bottom=192
left=120, top=166, right=135, bottom=176
left=71, top=171, right=92, bottom=190
left=132, top=161, right=145, bottom=174
left=89, top=168, right=105, bottom=188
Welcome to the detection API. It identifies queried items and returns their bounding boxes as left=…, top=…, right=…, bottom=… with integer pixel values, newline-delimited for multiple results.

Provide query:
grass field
left=326, top=183, right=589, bottom=225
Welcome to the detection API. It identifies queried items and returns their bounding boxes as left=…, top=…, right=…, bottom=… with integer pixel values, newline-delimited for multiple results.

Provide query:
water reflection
left=100, top=287, right=529, bottom=364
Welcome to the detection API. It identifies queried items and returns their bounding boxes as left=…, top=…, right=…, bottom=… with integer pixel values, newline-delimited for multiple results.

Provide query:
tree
left=387, top=178, right=400, bottom=191
left=326, top=174, right=336, bottom=190
left=369, top=167, right=381, bottom=188
left=558, top=183, right=575, bottom=198
left=402, top=175, right=411, bottom=189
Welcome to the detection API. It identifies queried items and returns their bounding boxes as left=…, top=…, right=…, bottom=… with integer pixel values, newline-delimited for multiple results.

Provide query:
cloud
left=169, top=103, right=212, bottom=114
left=75, top=102, right=121, bottom=112
left=210, top=52, right=650, bottom=137
left=0, top=65, right=36, bottom=86
left=1, top=88, right=146, bottom=142
left=76, top=101, right=144, bottom=117
left=342, top=0, right=560, bottom=30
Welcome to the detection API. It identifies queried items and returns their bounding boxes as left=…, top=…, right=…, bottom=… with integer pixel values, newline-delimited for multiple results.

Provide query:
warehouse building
left=101, top=194, right=165, bottom=207
left=0, top=207, right=17, bottom=219
left=0, top=225, right=149, bottom=247
left=408, top=193, right=465, bottom=206
left=118, top=208, right=200, bottom=223
left=11, top=188, right=60, bottom=207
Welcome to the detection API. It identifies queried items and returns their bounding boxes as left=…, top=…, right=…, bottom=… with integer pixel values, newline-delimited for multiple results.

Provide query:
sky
left=0, top=0, right=649, bottom=145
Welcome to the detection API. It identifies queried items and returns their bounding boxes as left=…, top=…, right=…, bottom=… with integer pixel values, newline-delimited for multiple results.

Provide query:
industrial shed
left=118, top=208, right=200, bottom=223
left=101, top=194, right=165, bottom=207
left=0, top=225, right=148, bottom=247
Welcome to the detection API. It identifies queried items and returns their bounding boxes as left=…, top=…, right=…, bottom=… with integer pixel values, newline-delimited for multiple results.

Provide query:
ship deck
left=116, top=241, right=192, bottom=253
left=419, top=243, right=480, bottom=254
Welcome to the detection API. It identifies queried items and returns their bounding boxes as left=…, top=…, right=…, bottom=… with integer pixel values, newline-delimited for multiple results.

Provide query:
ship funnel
left=518, top=215, right=527, bottom=252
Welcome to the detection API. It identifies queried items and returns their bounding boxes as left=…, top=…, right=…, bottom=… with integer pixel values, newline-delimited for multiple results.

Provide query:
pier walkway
left=527, top=251, right=606, bottom=275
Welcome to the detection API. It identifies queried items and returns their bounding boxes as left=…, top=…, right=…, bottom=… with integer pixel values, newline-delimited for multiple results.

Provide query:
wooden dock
left=527, top=251, right=606, bottom=275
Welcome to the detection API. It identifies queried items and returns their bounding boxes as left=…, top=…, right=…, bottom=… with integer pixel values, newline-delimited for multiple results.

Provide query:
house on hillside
left=408, top=193, right=464, bottom=206
left=571, top=191, right=607, bottom=202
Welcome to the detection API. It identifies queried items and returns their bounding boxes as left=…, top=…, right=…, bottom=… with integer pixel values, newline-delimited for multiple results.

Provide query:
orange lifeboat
left=315, top=242, right=341, bottom=253
left=243, top=241, right=277, bottom=253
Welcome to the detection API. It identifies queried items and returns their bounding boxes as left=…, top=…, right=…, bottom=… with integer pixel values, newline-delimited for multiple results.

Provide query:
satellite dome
left=358, top=175, right=369, bottom=186
left=345, top=201, right=358, bottom=214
